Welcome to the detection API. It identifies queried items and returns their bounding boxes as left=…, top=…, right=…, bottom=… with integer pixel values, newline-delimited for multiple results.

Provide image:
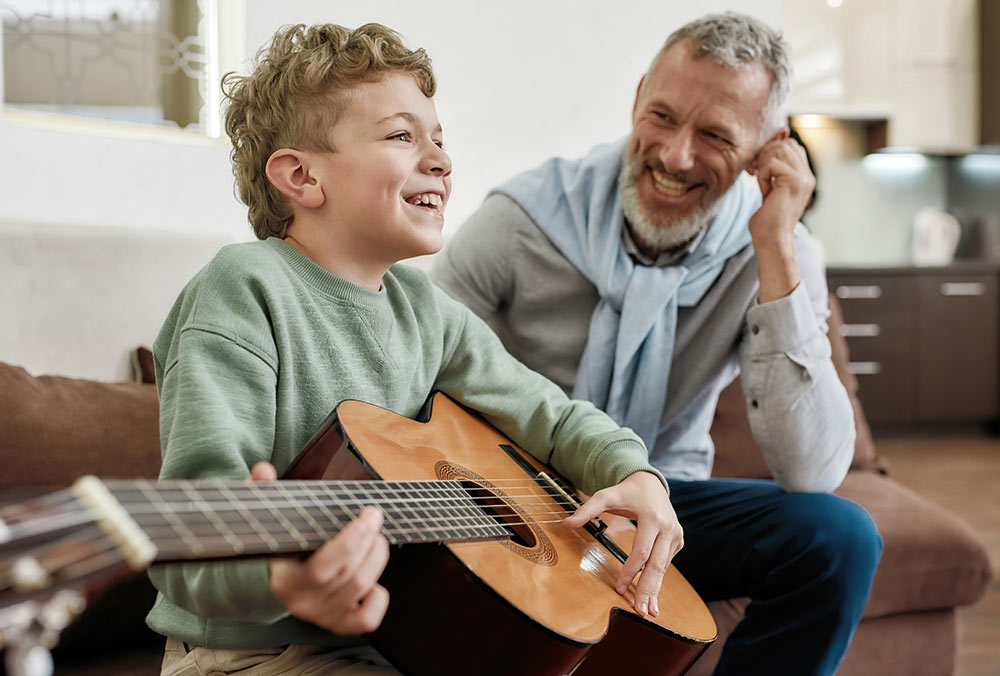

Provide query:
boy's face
left=310, top=73, right=452, bottom=265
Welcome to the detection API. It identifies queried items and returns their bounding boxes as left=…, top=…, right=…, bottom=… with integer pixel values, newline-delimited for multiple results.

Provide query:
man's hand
left=249, top=461, right=391, bottom=635
left=562, top=471, right=682, bottom=618
left=746, top=133, right=814, bottom=302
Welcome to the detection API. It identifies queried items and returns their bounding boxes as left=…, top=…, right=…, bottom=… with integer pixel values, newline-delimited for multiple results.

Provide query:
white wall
left=245, top=0, right=783, bottom=237
left=0, top=1, right=782, bottom=380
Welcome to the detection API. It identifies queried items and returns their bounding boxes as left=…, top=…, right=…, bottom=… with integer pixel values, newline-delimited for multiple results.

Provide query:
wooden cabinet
left=785, top=0, right=981, bottom=151
left=828, top=266, right=999, bottom=424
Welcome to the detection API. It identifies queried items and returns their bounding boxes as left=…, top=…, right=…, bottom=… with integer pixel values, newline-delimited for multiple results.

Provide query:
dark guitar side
left=286, top=393, right=716, bottom=676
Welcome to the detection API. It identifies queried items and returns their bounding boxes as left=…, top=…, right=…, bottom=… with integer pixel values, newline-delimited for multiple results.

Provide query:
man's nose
left=658, top=130, right=695, bottom=173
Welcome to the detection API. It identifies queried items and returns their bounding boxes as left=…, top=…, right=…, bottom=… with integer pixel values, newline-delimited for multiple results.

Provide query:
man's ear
left=765, top=126, right=790, bottom=145
left=632, top=75, right=646, bottom=119
left=265, top=149, right=325, bottom=209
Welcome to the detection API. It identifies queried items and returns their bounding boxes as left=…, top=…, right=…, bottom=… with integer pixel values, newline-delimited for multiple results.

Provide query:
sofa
left=0, top=294, right=992, bottom=676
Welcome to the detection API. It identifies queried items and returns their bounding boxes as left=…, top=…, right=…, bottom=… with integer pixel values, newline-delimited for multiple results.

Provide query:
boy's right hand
left=249, top=462, right=391, bottom=635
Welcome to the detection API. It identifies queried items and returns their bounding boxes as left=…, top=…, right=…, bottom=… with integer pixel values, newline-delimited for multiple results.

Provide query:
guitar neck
left=72, top=476, right=512, bottom=568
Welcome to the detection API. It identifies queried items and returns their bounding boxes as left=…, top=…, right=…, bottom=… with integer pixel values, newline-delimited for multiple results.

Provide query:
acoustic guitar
left=0, top=393, right=716, bottom=676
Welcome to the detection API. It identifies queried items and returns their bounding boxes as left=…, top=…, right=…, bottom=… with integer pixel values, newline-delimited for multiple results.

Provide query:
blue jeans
left=667, top=478, right=883, bottom=676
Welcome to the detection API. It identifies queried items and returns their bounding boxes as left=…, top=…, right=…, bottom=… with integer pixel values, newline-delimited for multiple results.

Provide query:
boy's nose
left=422, top=144, right=452, bottom=177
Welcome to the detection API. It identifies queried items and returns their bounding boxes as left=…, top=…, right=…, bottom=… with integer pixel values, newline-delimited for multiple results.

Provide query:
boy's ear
left=265, top=149, right=325, bottom=209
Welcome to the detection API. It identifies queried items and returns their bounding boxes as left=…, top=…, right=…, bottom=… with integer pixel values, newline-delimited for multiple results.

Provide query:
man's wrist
left=752, top=232, right=799, bottom=302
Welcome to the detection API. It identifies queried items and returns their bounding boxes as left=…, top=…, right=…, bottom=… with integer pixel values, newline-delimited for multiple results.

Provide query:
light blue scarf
left=493, top=138, right=760, bottom=451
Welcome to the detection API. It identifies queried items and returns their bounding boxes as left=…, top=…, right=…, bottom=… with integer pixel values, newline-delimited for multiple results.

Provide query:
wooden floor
left=876, top=432, right=1000, bottom=676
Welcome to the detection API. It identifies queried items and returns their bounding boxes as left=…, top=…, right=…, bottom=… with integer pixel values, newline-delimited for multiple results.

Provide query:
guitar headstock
left=0, top=590, right=86, bottom=676
left=0, top=479, right=146, bottom=676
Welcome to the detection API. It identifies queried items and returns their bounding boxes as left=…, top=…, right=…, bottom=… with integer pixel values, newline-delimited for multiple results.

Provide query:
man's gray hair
left=655, top=12, right=791, bottom=140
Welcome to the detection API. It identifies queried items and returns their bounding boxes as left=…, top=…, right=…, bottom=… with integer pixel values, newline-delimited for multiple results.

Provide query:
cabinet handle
left=840, top=323, right=882, bottom=337
left=835, top=285, right=882, bottom=300
left=848, top=361, right=882, bottom=375
left=939, top=282, right=985, bottom=297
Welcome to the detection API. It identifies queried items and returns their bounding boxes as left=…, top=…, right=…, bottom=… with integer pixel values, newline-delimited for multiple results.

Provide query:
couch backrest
left=0, top=362, right=161, bottom=489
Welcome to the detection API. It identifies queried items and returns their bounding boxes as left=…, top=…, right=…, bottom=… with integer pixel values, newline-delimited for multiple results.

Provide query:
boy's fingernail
left=638, top=600, right=648, bottom=616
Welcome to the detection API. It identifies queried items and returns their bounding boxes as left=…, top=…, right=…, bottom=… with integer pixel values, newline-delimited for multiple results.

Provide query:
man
left=432, top=12, right=882, bottom=676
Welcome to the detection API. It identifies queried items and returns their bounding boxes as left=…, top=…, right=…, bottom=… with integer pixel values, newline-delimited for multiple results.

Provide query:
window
left=1, top=0, right=232, bottom=136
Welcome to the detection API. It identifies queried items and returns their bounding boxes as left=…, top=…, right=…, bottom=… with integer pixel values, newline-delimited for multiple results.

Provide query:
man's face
left=309, top=73, right=452, bottom=265
left=622, top=41, right=772, bottom=255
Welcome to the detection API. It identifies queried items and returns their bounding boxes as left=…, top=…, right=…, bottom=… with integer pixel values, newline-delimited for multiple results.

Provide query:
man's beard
left=619, top=150, right=723, bottom=257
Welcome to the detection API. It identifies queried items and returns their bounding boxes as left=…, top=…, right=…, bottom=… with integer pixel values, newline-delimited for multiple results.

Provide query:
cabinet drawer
left=916, top=273, right=999, bottom=420
left=841, top=332, right=917, bottom=423
left=830, top=275, right=915, bottom=324
left=830, top=274, right=919, bottom=423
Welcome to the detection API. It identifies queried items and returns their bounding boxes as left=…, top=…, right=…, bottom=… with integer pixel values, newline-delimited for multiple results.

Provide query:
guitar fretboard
left=96, top=479, right=513, bottom=563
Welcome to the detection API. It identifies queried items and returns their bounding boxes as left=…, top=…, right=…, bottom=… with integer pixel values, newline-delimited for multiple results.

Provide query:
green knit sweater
left=146, top=237, right=657, bottom=649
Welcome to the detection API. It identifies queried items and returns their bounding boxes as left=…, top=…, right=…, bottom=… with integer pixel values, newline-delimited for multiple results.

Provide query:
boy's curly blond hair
left=223, top=23, right=436, bottom=240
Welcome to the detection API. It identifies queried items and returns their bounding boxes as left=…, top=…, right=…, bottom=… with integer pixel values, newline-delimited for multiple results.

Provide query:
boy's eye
left=389, top=132, right=412, bottom=142
left=434, top=139, right=446, bottom=150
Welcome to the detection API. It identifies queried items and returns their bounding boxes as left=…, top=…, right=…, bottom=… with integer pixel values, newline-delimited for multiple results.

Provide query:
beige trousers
left=161, top=637, right=401, bottom=676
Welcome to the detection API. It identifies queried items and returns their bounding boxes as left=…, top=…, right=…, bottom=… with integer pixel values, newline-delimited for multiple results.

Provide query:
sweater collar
left=266, top=237, right=388, bottom=307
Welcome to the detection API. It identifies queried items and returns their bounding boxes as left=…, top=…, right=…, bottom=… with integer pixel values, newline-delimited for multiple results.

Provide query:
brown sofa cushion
left=710, top=294, right=884, bottom=479
left=0, top=361, right=161, bottom=489
left=835, top=471, right=993, bottom=618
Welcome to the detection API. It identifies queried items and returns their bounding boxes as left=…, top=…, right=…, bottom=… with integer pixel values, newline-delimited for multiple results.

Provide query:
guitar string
left=1, top=508, right=604, bottom=589
left=3, top=507, right=630, bottom=590
left=1, top=484, right=600, bottom=548
left=0, top=496, right=585, bottom=546
left=4, top=498, right=590, bottom=560
left=2, top=478, right=607, bottom=562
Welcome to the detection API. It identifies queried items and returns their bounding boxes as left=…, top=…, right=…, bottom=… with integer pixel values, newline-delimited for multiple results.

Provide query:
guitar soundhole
left=459, top=480, right=536, bottom=549
left=435, top=461, right=558, bottom=566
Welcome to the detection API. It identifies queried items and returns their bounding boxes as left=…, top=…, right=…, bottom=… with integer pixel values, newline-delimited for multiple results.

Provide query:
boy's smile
left=290, top=73, right=452, bottom=283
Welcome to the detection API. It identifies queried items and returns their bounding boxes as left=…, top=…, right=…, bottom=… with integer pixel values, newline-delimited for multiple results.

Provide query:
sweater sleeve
left=738, top=226, right=855, bottom=492
left=431, top=290, right=664, bottom=496
left=149, top=326, right=290, bottom=623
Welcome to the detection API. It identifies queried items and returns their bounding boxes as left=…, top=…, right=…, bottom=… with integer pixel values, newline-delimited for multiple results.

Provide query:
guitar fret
left=360, top=482, right=416, bottom=545
left=438, top=481, right=488, bottom=541
left=318, top=483, right=363, bottom=539
left=216, top=483, right=281, bottom=553
left=423, top=481, right=470, bottom=541
left=297, top=483, right=350, bottom=536
left=404, top=480, right=443, bottom=541
left=135, top=481, right=205, bottom=557
left=247, top=484, right=311, bottom=549
left=390, top=482, right=426, bottom=544
left=272, top=483, right=332, bottom=544
left=178, top=482, right=246, bottom=556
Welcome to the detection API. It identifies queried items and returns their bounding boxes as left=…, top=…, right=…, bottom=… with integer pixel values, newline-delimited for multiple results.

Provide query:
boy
left=149, top=23, right=680, bottom=675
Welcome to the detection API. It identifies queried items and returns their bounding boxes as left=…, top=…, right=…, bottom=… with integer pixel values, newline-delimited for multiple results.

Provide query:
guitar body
left=288, top=393, right=716, bottom=676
